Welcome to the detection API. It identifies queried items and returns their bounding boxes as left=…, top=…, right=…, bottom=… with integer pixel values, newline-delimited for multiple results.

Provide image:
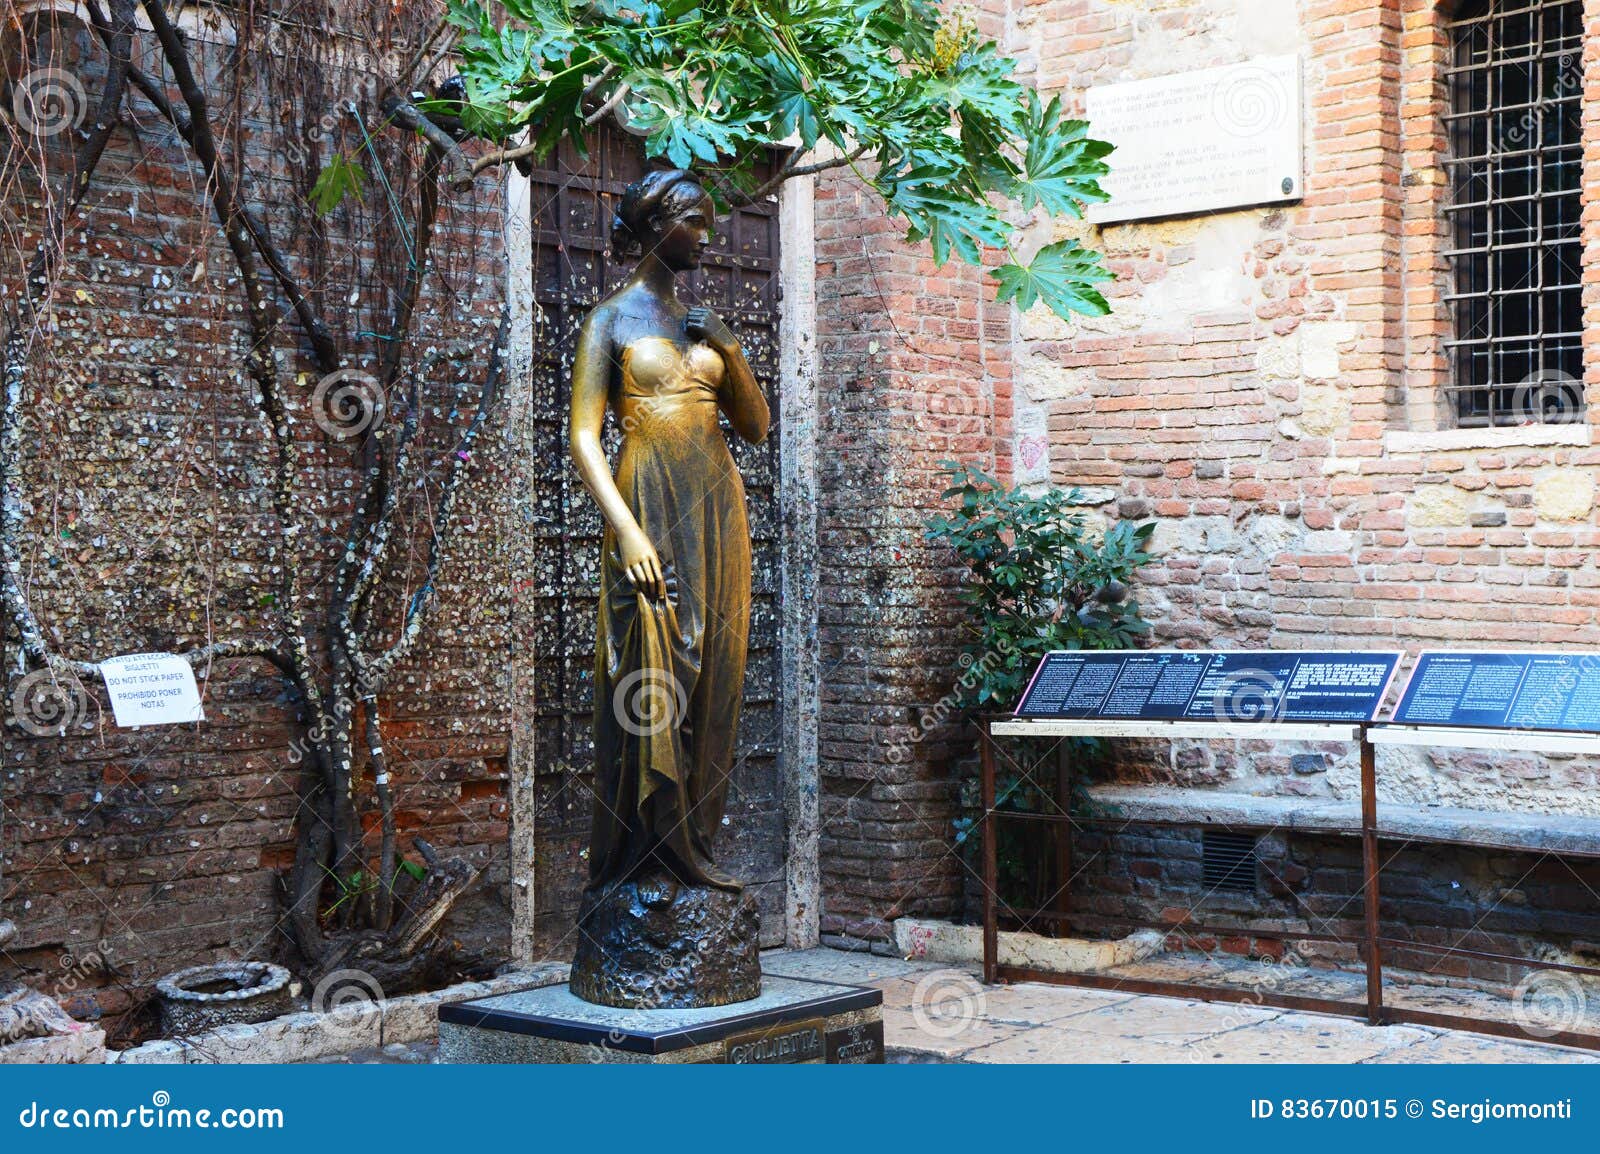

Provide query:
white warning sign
left=99, top=653, right=205, bottom=727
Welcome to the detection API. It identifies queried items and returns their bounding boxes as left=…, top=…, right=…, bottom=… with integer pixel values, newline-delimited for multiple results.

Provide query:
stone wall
left=1008, top=0, right=1600, bottom=812
left=814, top=0, right=1600, bottom=945
left=1, top=17, right=517, bottom=1024
left=1069, top=821, right=1600, bottom=987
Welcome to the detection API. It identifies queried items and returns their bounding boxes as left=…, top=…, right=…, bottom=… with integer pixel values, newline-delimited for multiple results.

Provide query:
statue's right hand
left=617, top=529, right=665, bottom=601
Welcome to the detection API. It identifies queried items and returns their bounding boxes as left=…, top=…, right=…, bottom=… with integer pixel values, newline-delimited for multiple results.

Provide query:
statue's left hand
left=685, top=306, right=736, bottom=353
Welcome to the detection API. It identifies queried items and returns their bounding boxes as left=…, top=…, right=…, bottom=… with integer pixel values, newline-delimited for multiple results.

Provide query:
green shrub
left=926, top=459, right=1157, bottom=921
left=924, top=460, right=1156, bottom=713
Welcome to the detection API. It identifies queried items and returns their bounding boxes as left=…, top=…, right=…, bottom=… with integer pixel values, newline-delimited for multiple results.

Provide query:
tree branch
left=90, top=9, right=340, bottom=374
left=380, top=91, right=474, bottom=187
left=724, top=144, right=870, bottom=206
left=137, top=0, right=324, bottom=728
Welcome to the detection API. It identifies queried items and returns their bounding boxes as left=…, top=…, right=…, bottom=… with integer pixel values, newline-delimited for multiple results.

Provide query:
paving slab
left=1362, top=1033, right=1599, bottom=1064
left=956, top=1026, right=1193, bottom=1064
left=1179, top=1016, right=1433, bottom=1063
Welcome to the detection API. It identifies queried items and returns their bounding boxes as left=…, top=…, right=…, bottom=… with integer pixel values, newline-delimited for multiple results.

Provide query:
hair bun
left=609, top=212, right=638, bottom=262
left=609, top=168, right=700, bottom=263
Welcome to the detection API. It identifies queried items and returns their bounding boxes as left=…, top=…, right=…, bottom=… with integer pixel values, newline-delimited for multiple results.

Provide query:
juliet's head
left=610, top=169, right=713, bottom=272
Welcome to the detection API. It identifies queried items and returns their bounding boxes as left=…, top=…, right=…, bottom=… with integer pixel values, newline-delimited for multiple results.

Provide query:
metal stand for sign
left=980, top=717, right=1600, bottom=1050
left=980, top=718, right=1383, bottom=1025
left=1361, top=723, right=1600, bottom=1049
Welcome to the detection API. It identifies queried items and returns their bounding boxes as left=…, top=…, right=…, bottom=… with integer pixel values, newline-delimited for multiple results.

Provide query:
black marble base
left=439, top=974, right=885, bottom=1063
left=569, top=873, right=761, bottom=1009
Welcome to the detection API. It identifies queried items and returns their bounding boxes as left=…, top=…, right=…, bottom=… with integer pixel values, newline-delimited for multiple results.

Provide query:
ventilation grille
left=1202, top=831, right=1259, bottom=894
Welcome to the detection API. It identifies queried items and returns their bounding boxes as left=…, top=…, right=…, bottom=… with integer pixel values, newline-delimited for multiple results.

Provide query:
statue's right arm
left=568, top=310, right=666, bottom=600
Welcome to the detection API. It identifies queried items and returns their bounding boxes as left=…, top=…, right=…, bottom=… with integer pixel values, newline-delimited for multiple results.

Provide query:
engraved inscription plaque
left=724, top=1016, right=826, bottom=1064
left=1086, top=55, right=1303, bottom=224
left=825, top=1019, right=885, bottom=1064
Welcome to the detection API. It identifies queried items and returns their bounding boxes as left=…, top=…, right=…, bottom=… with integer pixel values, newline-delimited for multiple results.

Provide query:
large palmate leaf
left=443, top=0, right=1120, bottom=322
left=992, top=239, right=1113, bottom=319
left=1012, top=93, right=1113, bottom=217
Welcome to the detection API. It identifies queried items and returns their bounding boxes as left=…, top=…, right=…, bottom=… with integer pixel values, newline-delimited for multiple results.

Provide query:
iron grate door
left=519, top=128, right=787, bottom=953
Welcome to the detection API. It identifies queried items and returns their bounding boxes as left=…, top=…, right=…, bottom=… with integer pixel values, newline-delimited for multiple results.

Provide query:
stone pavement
left=760, top=948, right=1600, bottom=1064
left=320, top=947, right=1597, bottom=1063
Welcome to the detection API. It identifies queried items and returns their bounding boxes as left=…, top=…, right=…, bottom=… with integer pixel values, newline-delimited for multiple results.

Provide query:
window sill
left=1385, top=424, right=1591, bottom=454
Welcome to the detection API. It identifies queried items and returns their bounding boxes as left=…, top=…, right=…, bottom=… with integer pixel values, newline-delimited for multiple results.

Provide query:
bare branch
left=585, top=81, right=630, bottom=127
left=90, top=12, right=340, bottom=374
left=725, top=144, right=871, bottom=207
left=137, top=0, right=323, bottom=730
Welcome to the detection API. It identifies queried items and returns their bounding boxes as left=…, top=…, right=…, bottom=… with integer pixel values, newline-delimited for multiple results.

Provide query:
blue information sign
left=1013, top=649, right=1403, bottom=723
left=1390, top=649, right=1600, bottom=733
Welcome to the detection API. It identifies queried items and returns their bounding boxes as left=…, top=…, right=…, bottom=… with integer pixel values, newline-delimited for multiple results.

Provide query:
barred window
left=1444, top=0, right=1584, bottom=427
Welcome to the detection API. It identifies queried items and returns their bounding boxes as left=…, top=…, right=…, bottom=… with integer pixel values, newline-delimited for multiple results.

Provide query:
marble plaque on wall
left=1086, top=55, right=1303, bottom=224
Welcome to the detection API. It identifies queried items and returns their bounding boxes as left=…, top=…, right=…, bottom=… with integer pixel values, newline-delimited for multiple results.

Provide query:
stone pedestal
left=439, top=974, right=884, bottom=1064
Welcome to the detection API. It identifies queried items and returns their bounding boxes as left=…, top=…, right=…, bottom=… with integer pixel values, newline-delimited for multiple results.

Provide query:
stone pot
left=155, top=962, right=293, bottom=1037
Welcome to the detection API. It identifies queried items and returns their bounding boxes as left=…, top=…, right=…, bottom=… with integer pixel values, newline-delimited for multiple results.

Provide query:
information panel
left=1013, top=650, right=1402, bottom=724
left=1390, top=650, right=1600, bottom=734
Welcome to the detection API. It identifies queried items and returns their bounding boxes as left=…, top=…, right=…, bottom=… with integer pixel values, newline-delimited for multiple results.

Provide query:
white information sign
left=100, top=653, right=205, bottom=727
left=1086, top=55, right=1303, bottom=224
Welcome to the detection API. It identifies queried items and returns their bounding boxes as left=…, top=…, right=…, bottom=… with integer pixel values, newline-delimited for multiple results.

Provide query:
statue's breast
left=621, top=336, right=725, bottom=399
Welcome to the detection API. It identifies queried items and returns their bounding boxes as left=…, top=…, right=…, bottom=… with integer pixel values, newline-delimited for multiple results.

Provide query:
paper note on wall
left=99, top=653, right=205, bottom=727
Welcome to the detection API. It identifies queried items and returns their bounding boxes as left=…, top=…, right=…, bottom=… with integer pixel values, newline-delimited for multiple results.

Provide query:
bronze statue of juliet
left=566, top=168, right=769, bottom=1008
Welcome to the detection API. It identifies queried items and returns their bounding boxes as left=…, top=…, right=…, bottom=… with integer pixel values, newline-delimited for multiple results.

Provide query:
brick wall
left=816, top=0, right=1600, bottom=945
left=812, top=0, right=1017, bottom=946
left=1069, top=824, right=1600, bottom=987
left=1, top=18, right=516, bottom=1024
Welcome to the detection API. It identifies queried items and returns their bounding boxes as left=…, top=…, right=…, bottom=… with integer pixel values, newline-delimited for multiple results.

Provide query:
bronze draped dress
left=586, top=335, right=751, bottom=893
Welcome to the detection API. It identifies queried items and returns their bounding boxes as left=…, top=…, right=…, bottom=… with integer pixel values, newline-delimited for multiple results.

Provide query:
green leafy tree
left=432, top=0, right=1115, bottom=320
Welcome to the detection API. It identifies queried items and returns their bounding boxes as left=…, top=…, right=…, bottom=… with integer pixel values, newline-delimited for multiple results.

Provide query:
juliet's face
left=654, top=192, right=713, bottom=272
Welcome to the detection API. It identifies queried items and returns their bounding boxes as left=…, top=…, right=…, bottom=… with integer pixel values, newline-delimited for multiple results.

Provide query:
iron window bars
left=1443, top=0, right=1584, bottom=427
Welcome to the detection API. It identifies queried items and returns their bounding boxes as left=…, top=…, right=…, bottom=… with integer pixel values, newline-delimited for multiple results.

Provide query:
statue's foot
left=637, top=876, right=679, bottom=910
